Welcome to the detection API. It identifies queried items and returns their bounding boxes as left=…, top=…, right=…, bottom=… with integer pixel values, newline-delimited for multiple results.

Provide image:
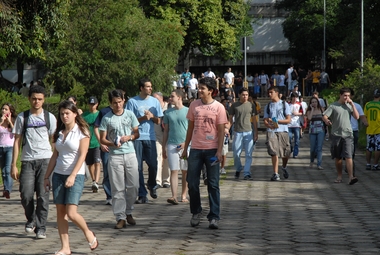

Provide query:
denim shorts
left=52, top=173, right=85, bottom=205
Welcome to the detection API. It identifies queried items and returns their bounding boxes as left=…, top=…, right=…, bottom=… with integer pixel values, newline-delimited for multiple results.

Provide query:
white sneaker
left=92, top=182, right=99, bottom=193
left=220, top=168, right=226, bottom=174
left=106, top=199, right=112, bottom=205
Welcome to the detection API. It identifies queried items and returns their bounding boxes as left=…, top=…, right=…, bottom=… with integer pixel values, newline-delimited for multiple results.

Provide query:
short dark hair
left=268, top=86, right=279, bottom=93
left=173, top=89, right=185, bottom=99
left=138, top=78, right=151, bottom=90
left=239, top=87, right=249, bottom=94
left=29, top=85, right=46, bottom=97
left=199, top=77, right=216, bottom=92
left=340, top=87, right=351, bottom=95
left=108, top=89, right=124, bottom=102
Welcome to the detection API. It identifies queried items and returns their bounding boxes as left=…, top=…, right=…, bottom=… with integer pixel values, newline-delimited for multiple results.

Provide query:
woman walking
left=44, top=100, right=98, bottom=255
left=306, top=97, right=325, bottom=169
left=0, top=103, right=16, bottom=199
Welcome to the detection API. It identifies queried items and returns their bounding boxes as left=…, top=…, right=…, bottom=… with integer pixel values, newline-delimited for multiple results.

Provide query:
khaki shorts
left=266, top=132, right=291, bottom=158
left=222, top=143, right=228, bottom=156
left=330, top=135, right=353, bottom=159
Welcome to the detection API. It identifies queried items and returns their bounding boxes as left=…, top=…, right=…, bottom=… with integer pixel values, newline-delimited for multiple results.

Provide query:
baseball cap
left=374, top=89, right=380, bottom=97
left=88, top=96, right=98, bottom=104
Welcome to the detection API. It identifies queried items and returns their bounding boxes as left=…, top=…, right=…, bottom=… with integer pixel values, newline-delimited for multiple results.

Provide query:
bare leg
left=366, top=150, right=372, bottom=165
left=56, top=204, right=71, bottom=255
left=94, top=162, right=100, bottom=183
left=271, top=155, right=278, bottom=174
left=282, top=157, right=289, bottom=168
left=88, top=164, right=96, bottom=182
left=181, top=170, right=188, bottom=201
left=335, top=158, right=343, bottom=180
left=374, top=151, right=380, bottom=165
left=221, top=155, right=226, bottom=169
left=66, top=204, right=97, bottom=249
left=169, top=170, right=178, bottom=200
left=345, top=158, right=354, bottom=180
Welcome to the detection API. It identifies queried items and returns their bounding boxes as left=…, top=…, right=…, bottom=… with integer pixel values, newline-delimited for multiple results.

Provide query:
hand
left=11, top=166, right=19, bottom=180
left=216, top=151, right=223, bottom=163
left=100, top=144, right=109, bottom=152
left=44, top=178, right=51, bottom=192
left=163, top=150, right=167, bottom=159
left=181, top=147, right=188, bottom=159
left=65, top=175, right=76, bottom=188
left=144, top=110, right=153, bottom=120
left=254, top=134, right=258, bottom=142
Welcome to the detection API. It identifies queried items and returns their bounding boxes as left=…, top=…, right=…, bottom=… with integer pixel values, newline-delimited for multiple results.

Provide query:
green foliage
left=0, top=0, right=69, bottom=68
left=45, top=0, right=184, bottom=99
left=139, top=0, right=253, bottom=61
left=0, top=89, right=30, bottom=113
left=334, top=59, right=380, bottom=104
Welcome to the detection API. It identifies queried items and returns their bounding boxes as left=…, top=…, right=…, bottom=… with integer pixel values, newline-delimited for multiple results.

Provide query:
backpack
left=266, top=100, right=287, bottom=117
left=22, top=110, right=51, bottom=148
left=291, top=70, right=297, bottom=80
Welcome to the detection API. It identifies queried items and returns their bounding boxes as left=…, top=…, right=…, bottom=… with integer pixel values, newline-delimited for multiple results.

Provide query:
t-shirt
left=54, top=124, right=88, bottom=175
left=364, top=100, right=380, bottom=135
left=279, top=75, right=285, bottom=86
left=82, top=110, right=100, bottom=149
left=188, top=78, right=198, bottom=90
left=94, top=106, right=112, bottom=127
left=163, top=106, right=189, bottom=145
left=320, top=72, right=329, bottom=83
left=224, top=72, right=234, bottom=85
left=263, top=100, right=291, bottom=132
left=0, top=126, right=14, bottom=146
left=323, top=102, right=353, bottom=137
left=181, top=72, right=191, bottom=86
left=126, top=95, right=164, bottom=140
left=246, top=76, right=254, bottom=87
left=271, top=74, right=281, bottom=86
left=204, top=71, right=216, bottom=79
left=259, top=74, right=268, bottom=85
left=350, top=102, right=364, bottom=131
left=229, top=101, right=255, bottom=132
left=13, top=110, right=57, bottom=161
left=99, top=109, right=139, bottom=155
left=288, top=103, right=301, bottom=128
left=186, top=100, right=228, bottom=150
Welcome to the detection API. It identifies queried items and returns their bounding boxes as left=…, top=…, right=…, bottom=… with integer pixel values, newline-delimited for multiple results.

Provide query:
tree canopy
left=139, top=0, right=253, bottom=61
left=45, top=0, right=184, bottom=100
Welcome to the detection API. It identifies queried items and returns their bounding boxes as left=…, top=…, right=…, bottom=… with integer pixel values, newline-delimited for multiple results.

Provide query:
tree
left=0, top=0, right=69, bottom=82
left=139, top=0, right=253, bottom=61
left=45, top=0, right=184, bottom=100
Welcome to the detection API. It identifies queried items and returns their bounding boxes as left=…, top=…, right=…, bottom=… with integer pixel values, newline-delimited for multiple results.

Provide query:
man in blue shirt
left=126, top=78, right=164, bottom=204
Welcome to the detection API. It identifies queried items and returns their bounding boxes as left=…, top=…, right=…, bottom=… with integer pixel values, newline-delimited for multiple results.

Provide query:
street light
left=323, top=0, right=326, bottom=70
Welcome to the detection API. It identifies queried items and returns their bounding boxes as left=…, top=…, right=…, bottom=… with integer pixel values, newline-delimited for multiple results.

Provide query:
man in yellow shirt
left=364, top=89, right=380, bottom=170
left=312, top=68, right=321, bottom=93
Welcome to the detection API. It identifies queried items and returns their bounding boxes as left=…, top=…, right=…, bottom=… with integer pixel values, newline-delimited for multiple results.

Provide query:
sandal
left=88, top=231, right=99, bottom=251
left=181, top=198, right=189, bottom=203
left=167, top=197, right=178, bottom=205
left=54, top=252, right=71, bottom=255
left=334, top=179, right=342, bottom=183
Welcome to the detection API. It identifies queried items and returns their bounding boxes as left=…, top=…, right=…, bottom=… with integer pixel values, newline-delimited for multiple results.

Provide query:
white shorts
left=167, top=144, right=188, bottom=170
left=222, top=143, right=228, bottom=156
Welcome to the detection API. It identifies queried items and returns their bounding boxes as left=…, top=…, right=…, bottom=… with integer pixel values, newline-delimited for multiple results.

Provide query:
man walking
left=364, top=89, right=380, bottom=170
left=99, top=89, right=140, bottom=229
left=183, top=77, right=228, bottom=229
left=126, top=78, right=163, bottom=204
left=11, top=85, right=57, bottom=239
left=229, top=87, right=258, bottom=180
left=323, top=88, right=359, bottom=184
left=288, top=93, right=302, bottom=158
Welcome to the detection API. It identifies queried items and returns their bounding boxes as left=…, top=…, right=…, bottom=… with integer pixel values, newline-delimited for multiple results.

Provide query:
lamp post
left=323, top=0, right=326, bottom=70
left=360, top=0, right=364, bottom=76
left=244, top=36, right=248, bottom=88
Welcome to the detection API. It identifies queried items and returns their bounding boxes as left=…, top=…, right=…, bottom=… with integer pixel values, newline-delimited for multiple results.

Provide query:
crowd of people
left=0, top=67, right=379, bottom=254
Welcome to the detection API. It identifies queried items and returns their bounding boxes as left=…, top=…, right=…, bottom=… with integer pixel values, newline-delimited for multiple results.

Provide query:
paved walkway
left=1, top=132, right=380, bottom=255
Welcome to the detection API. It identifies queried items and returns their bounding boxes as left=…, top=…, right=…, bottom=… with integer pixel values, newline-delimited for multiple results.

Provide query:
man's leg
left=133, top=140, right=148, bottom=198
left=335, top=158, right=343, bottom=180
left=124, top=153, right=139, bottom=216
left=186, top=149, right=203, bottom=215
left=143, top=140, right=158, bottom=197
left=108, top=154, right=127, bottom=222
left=204, top=149, right=220, bottom=221
left=288, top=128, right=294, bottom=155
left=34, top=159, right=50, bottom=234
left=155, top=141, right=163, bottom=187
left=232, top=132, right=243, bottom=175
left=19, top=161, right=36, bottom=227
left=242, top=131, right=254, bottom=177
left=101, top=150, right=112, bottom=201
left=293, top=127, right=300, bottom=157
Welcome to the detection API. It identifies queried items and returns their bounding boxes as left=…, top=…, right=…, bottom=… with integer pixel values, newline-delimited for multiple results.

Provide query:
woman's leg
left=181, top=170, right=188, bottom=201
left=169, top=170, right=178, bottom=200
left=56, top=204, right=71, bottom=254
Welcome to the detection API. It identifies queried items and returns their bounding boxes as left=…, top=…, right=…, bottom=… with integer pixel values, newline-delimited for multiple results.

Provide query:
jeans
left=309, top=132, right=325, bottom=166
left=19, top=159, right=50, bottom=233
left=187, top=149, right=220, bottom=220
left=232, top=131, right=254, bottom=177
left=134, top=140, right=158, bottom=197
left=101, top=150, right=112, bottom=200
left=288, top=127, right=300, bottom=157
left=0, top=146, right=13, bottom=192
left=108, top=153, right=139, bottom=221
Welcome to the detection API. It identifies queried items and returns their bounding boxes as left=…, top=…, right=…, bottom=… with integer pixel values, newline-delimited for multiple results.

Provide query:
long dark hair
left=1, top=103, right=17, bottom=128
left=306, top=97, right=323, bottom=113
left=53, top=100, right=89, bottom=143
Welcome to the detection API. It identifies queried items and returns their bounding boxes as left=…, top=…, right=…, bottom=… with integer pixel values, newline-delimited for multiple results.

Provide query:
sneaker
left=4, top=190, right=10, bottom=199
left=126, top=215, right=136, bottom=226
left=373, top=165, right=380, bottom=171
left=234, top=171, right=240, bottom=180
left=270, top=173, right=280, bottom=181
left=317, top=166, right=324, bottom=170
left=115, top=219, right=126, bottom=229
left=135, top=196, right=149, bottom=204
left=309, top=163, right=314, bottom=168
left=36, top=230, right=46, bottom=239
left=366, top=164, right=372, bottom=170
left=190, top=213, right=202, bottom=227
left=148, top=185, right=158, bottom=199
left=282, top=167, right=289, bottom=179
left=92, top=182, right=99, bottom=193
left=163, top=184, right=171, bottom=188
left=220, top=168, right=227, bottom=175
left=106, top=198, right=112, bottom=205
left=243, top=175, right=253, bottom=180
left=25, top=222, right=35, bottom=234
left=209, top=219, right=219, bottom=229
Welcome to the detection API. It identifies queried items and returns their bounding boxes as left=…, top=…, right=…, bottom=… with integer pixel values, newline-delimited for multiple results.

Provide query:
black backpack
left=22, top=110, right=51, bottom=148
left=291, top=70, right=297, bottom=80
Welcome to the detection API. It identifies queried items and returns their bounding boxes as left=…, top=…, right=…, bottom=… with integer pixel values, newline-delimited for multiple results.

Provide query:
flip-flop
left=349, top=178, right=358, bottom=185
left=167, top=197, right=179, bottom=205
left=89, top=231, right=98, bottom=251
left=54, top=252, right=71, bottom=255
left=334, top=179, right=342, bottom=183
left=181, top=198, right=189, bottom=203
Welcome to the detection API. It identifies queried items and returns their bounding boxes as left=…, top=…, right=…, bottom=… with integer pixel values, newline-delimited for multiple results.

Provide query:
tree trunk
left=17, top=58, right=24, bottom=83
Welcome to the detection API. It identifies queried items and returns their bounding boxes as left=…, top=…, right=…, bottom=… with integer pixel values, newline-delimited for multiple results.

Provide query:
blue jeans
left=288, top=127, right=300, bottom=157
left=134, top=140, right=158, bottom=197
left=309, top=132, right=325, bottom=166
left=232, top=131, right=254, bottom=177
left=19, top=159, right=50, bottom=233
left=101, top=150, right=112, bottom=200
left=187, top=149, right=220, bottom=220
left=52, top=173, right=85, bottom=205
left=0, top=146, right=13, bottom=192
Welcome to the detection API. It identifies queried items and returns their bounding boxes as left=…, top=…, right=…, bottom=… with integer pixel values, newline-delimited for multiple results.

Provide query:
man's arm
left=182, top=120, right=194, bottom=159
left=94, top=126, right=109, bottom=152
left=162, top=123, right=169, bottom=159
left=350, top=101, right=359, bottom=120
left=216, top=124, right=225, bottom=162
left=251, top=115, right=258, bottom=141
left=360, top=115, right=369, bottom=127
left=11, top=134, right=22, bottom=180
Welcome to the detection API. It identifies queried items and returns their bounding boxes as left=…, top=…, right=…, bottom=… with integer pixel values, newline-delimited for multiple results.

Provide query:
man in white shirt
left=223, top=67, right=234, bottom=85
left=204, top=67, right=216, bottom=79
left=188, top=73, right=198, bottom=99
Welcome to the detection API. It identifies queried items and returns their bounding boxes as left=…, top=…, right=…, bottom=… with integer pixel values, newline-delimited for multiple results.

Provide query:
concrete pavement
left=1, top=132, right=380, bottom=255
